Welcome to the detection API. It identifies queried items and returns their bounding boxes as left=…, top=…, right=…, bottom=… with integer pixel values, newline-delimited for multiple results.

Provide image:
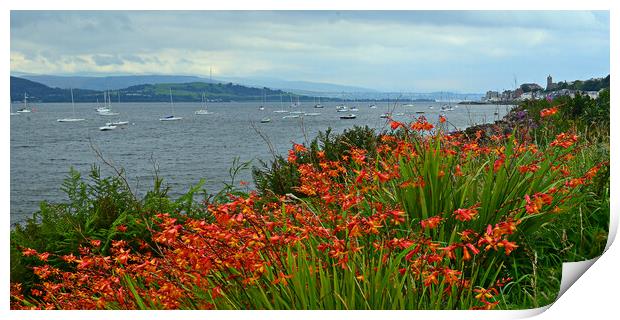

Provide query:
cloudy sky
left=10, top=11, right=610, bottom=92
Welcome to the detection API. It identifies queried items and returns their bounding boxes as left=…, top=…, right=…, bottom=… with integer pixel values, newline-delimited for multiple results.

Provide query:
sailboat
left=336, top=92, right=348, bottom=111
left=195, top=93, right=214, bottom=115
left=106, top=121, right=129, bottom=126
left=258, top=90, right=266, bottom=111
left=95, top=95, right=110, bottom=113
left=17, top=93, right=32, bottom=113
left=273, top=94, right=289, bottom=113
left=403, top=94, right=415, bottom=107
left=349, top=96, right=359, bottom=112
left=290, top=96, right=305, bottom=115
left=97, top=92, right=120, bottom=116
left=57, top=88, right=86, bottom=122
left=160, top=89, right=183, bottom=121
left=379, top=97, right=392, bottom=118
left=313, top=96, right=323, bottom=109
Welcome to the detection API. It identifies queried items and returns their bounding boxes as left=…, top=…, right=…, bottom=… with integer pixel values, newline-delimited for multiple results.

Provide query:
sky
left=10, top=10, right=610, bottom=92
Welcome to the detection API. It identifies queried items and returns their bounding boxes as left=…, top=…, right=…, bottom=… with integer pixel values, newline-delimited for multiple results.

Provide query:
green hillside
left=10, top=76, right=322, bottom=103
left=121, top=82, right=290, bottom=102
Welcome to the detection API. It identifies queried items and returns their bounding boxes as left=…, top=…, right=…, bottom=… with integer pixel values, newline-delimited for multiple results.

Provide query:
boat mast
left=169, top=88, right=174, bottom=116
left=71, top=88, right=76, bottom=117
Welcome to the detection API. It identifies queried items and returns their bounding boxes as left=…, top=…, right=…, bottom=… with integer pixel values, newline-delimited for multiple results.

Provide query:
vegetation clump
left=10, top=92, right=609, bottom=310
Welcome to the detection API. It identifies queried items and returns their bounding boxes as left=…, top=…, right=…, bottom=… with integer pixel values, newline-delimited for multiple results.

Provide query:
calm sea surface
left=10, top=101, right=512, bottom=225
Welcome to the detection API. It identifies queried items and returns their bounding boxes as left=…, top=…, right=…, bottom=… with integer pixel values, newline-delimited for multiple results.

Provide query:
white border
left=2, top=1, right=617, bottom=319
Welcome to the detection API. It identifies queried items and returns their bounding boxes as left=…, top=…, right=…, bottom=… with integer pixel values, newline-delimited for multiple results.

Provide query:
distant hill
left=10, top=76, right=317, bottom=103
left=13, top=72, right=378, bottom=94
left=10, top=76, right=100, bottom=102
left=119, top=82, right=291, bottom=102
left=14, top=74, right=218, bottom=91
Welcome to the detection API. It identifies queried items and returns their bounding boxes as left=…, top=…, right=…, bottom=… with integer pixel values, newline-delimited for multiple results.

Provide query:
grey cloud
left=121, top=54, right=145, bottom=64
left=92, top=54, right=124, bottom=66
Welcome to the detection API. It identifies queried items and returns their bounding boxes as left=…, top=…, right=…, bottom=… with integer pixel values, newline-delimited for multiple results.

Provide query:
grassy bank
left=10, top=90, right=609, bottom=310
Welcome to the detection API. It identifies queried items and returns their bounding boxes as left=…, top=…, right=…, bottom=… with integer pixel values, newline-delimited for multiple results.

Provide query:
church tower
left=546, top=75, right=553, bottom=91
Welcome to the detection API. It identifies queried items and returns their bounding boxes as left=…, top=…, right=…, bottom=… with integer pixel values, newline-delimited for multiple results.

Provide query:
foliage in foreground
left=10, top=100, right=609, bottom=309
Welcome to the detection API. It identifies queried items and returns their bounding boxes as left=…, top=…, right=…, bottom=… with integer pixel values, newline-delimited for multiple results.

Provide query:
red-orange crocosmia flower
left=420, top=216, right=443, bottom=229
left=453, top=204, right=479, bottom=222
left=540, top=106, right=558, bottom=118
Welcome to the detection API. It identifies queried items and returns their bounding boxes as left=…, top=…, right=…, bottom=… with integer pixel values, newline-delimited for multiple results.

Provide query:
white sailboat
left=336, top=93, right=348, bottom=111
left=95, top=95, right=110, bottom=113
left=17, top=93, right=32, bottom=113
left=195, top=93, right=214, bottom=115
left=290, top=97, right=305, bottom=115
left=273, top=94, right=289, bottom=113
left=313, top=96, right=323, bottom=109
left=97, top=92, right=120, bottom=116
left=106, top=121, right=129, bottom=126
left=336, top=106, right=349, bottom=112
left=403, top=95, right=415, bottom=107
left=282, top=114, right=300, bottom=119
left=258, top=90, right=266, bottom=111
left=57, top=88, right=86, bottom=122
left=160, top=89, right=183, bottom=121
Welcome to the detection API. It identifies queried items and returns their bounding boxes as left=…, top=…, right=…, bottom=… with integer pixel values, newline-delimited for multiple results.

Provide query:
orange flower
left=287, top=149, right=298, bottom=163
left=525, top=193, right=551, bottom=214
left=498, top=240, right=518, bottom=255
left=211, top=286, right=223, bottom=299
left=540, top=106, right=558, bottom=117
left=423, top=271, right=439, bottom=287
left=272, top=272, right=294, bottom=285
left=439, top=115, right=446, bottom=123
left=293, top=143, right=307, bottom=153
left=493, top=154, right=505, bottom=173
left=518, top=163, right=540, bottom=174
left=454, top=164, right=463, bottom=177
left=453, top=204, right=479, bottom=222
left=22, top=248, right=38, bottom=257
left=420, top=216, right=443, bottom=229
left=550, top=132, right=578, bottom=148
left=410, top=116, right=435, bottom=131
left=350, top=148, right=367, bottom=165
left=390, top=120, right=405, bottom=130
left=37, top=252, right=50, bottom=262
left=474, top=287, right=497, bottom=300
left=375, top=171, right=390, bottom=183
